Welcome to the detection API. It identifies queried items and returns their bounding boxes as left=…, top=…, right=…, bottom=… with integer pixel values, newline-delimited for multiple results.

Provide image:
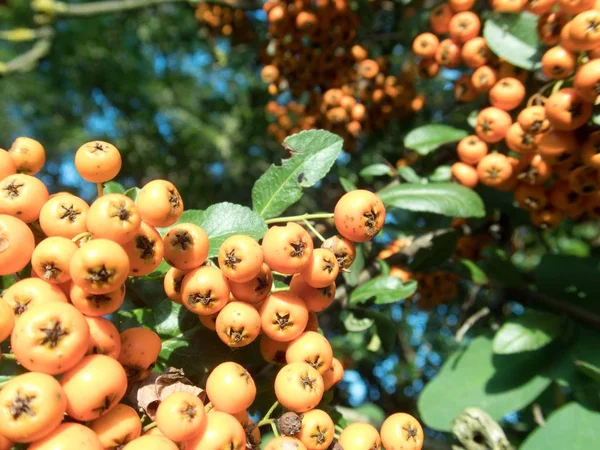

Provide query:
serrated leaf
left=404, top=124, right=467, bottom=155
left=493, top=310, right=563, bottom=354
left=378, top=183, right=485, bottom=218
left=158, top=204, right=266, bottom=259
left=349, top=276, right=417, bottom=306
left=195, top=203, right=267, bottom=258
left=339, top=177, right=357, bottom=192
left=483, top=12, right=543, bottom=71
left=575, top=361, right=600, bottom=383
left=418, top=336, right=552, bottom=431
left=360, top=163, right=393, bottom=178
left=397, top=166, right=422, bottom=183
left=521, top=402, right=600, bottom=450
left=103, top=181, right=125, bottom=194
left=252, top=130, right=343, bottom=218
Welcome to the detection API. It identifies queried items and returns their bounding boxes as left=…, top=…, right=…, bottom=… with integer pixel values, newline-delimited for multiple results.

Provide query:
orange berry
left=338, top=423, right=381, bottom=450
left=218, top=234, right=264, bottom=283
left=8, top=137, right=46, bottom=175
left=286, top=331, right=333, bottom=374
left=70, top=238, right=130, bottom=295
left=118, top=327, right=161, bottom=382
left=28, top=423, right=103, bottom=450
left=0, top=174, right=49, bottom=223
left=136, top=179, right=183, bottom=227
left=206, top=362, right=256, bottom=414
left=75, top=141, right=122, bottom=183
left=229, top=262, right=273, bottom=304
left=262, top=222, right=314, bottom=274
left=156, top=392, right=206, bottom=442
left=380, top=413, right=424, bottom=450
left=0, top=149, right=17, bottom=180
left=38, top=193, right=89, bottom=239
left=274, top=362, right=324, bottom=413
left=31, top=236, right=78, bottom=284
left=215, top=301, right=262, bottom=347
left=163, top=223, right=209, bottom=271
left=90, top=404, right=142, bottom=449
left=289, top=274, right=335, bottom=312
left=86, top=193, right=141, bottom=244
left=334, top=190, right=386, bottom=243
left=0, top=214, right=35, bottom=275
left=259, top=292, right=309, bottom=342
left=181, top=266, right=231, bottom=315
left=85, top=316, right=121, bottom=359
left=121, top=221, right=164, bottom=276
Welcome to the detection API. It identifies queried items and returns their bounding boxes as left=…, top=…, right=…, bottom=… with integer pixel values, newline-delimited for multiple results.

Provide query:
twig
left=0, top=34, right=53, bottom=76
left=532, top=403, right=545, bottom=427
left=33, top=0, right=261, bottom=17
left=504, top=287, right=600, bottom=330
left=265, top=213, right=334, bottom=225
left=455, top=307, right=490, bottom=343
left=303, top=219, right=326, bottom=242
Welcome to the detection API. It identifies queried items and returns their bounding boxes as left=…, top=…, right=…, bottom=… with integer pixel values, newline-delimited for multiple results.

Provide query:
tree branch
left=0, top=32, right=53, bottom=76
left=33, top=0, right=262, bottom=17
left=504, top=287, right=600, bottom=330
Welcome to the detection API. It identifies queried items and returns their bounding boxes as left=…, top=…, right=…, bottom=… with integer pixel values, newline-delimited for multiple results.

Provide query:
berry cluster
left=261, top=0, right=417, bottom=148
left=0, top=137, right=423, bottom=450
left=194, top=2, right=255, bottom=45
left=413, top=1, right=600, bottom=228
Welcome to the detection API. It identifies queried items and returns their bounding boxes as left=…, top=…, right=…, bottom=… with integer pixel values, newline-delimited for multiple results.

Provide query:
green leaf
left=0, top=357, right=26, bottom=385
left=397, top=166, right=422, bottom=183
left=339, top=177, right=357, bottom=193
left=360, top=163, right=393, bottom=178
left=467, top=110, right=479, bottom=128
left=409, top=229, right=457, bottom=271
left=195, top=203, right=267, bottom=258
left=417, top=336, right=552, bottom=431
left=404, top=124, right=467, bottom=155
left=343, top=311, right=375, bottom=332
left=575, top=361, right=600, bottom=383
left=0, top=275, right=16, bottom=290
left=458, top=259, right=488, bottom=284
left=103, top=181, right=125, bottom=194
left=252, top=130, right=343, bottom=218
left=535, top=255, right=600, bottom=315
left=349, top=276, right=417, bottom=306
left=159, top=325, right=262, bottom=376
left=493, top=310, right=563, bottom=354
left=335, top=403, right=386, bottom=427
left=379, top=183, right=485, bottom=218
left=483, top=12, right=543, bottom=71
left=428, top=165, right=452, bottom=182
left=521, top=402, right=600, bottom=450
left=159, top=204, right=267, bottom=259
left=125, top=186, right=140, bottom=202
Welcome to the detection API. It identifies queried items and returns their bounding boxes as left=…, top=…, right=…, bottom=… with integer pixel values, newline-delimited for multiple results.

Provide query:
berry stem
left=1, top=353, right=16, bottom=361
left=71, top=232, right=92, bottom=243
left=303, top=219, right=326, bottom=242
left=263, top=400, right=279, bottom=422
left=265, top=212, right=334, bottom=225
left=142, top=422, right=157, bottom=433
left=334, top=424, right=345, bottom=433
left=97, top=182, right=104, bottom=197
left=256, top=418, right=275, bottom=428
left=270, top=421, right=280, bottom=437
